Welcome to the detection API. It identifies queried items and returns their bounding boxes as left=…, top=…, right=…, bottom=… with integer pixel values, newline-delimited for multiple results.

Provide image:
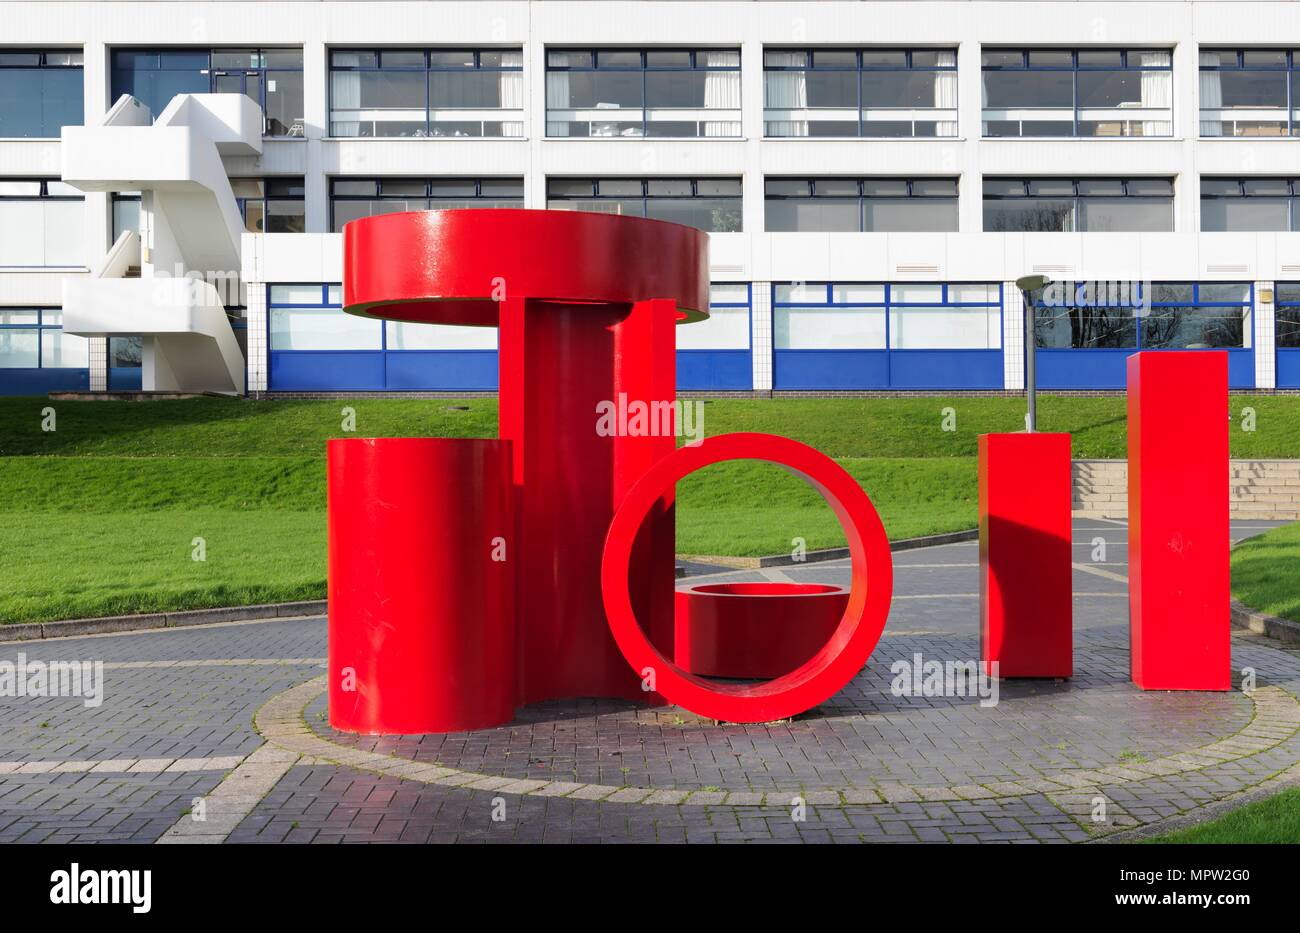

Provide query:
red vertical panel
left=1128, top=351, right=1230, bottom=691
left=499, top=297, right=677, bottom=705
left=327, top=438, right=515, bottom=734
left=979, top=432, right=1073, bottom=678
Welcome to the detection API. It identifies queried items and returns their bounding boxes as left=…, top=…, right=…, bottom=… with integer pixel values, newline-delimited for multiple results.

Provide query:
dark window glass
left=1201, top=177, right=1296, bottom=231
left=330, top=177, right=524, bottom=231
left=548, top=177, right=742, bottom=233
left=984, top=178, right=1173, bottom=232
left=0, top=52, right=83, bottom=138
left=766, top=177, right=958, bottom=233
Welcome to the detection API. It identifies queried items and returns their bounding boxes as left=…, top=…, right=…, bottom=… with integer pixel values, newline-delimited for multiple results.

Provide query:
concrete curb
left=0, top=600, right=327, bottom=643
left=1230, top=598, right=1300, bottom=645
left=680, top=527, right=979, bottom=569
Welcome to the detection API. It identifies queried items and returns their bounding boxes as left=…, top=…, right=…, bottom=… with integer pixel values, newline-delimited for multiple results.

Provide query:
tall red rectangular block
left=1127, top=351, right=1230, bottom=691
left=979, top=433, right=1073, bottom=678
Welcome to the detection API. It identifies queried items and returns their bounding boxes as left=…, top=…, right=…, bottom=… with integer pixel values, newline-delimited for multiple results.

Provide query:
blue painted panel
left=1035, top=349, right=1132, bottom=390
left=676, top=350, right=752, bottom=391
left=385, top=351, right=498, bottom=390
left=270, top=351, right=385, bottom=390
left=1226, top=349, right=1254, bottom=389
left=774, top=350, right=888, bottom=389
left=108, top=367, right=142, bottom=391
left=0, top=368, right=89, bottom=395
left=1277, top=349, right=1300, bottom=387
left=887, top=350, right=1003, bottom=389
left=1037, top=348, right=1254, bottom=389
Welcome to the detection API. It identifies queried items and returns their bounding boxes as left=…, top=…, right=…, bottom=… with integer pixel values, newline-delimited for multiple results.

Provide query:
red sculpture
left=328, top=438, right=514, bottom=733
left=978, top=433, right=1073, bottom=678
left=1127, top=351, right=1230, bottom=691
left=332, top=209, right=708, bottom=731
left=601, top=432, right=893, bottom=724
left=675, top=582, right=850, bottom=679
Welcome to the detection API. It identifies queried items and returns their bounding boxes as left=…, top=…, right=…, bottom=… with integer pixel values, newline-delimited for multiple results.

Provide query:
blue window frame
left=1033, top=281, right=1254, bottom=388
left=763, top=48, right=957, bottom=138
left=982, top=48, right=1172, bottom=138
left=329, top=48, right=524, bottom=138
left=1199, top=49, right=1300, bottom=138
left=546, top=48, right=741, bottom=138
left=0, top=50, right=83, bottom=138
left=110, top=48, right=304, bottom=136
left=1274, top=283, right=1300, bottom=387
left=268, top=282, right=758, bottom=392
left=677, top=283, right=753, bottom=390
left=267, top=284, right=497, bottom=391
left=0, top=308, right=89, bottom=394
left=772, top=282, right=1003, bottom=389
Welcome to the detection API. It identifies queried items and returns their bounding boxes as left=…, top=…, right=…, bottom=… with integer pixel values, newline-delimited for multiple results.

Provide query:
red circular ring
left=600, top=432, right=893, bottom=723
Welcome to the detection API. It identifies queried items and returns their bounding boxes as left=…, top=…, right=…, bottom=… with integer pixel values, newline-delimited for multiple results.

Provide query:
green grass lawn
left=1145, top=786, right=1300, bottom=843
left=1, top=394, right=1298, bottom=623
left=1231, top=521, right=1300, bottom=623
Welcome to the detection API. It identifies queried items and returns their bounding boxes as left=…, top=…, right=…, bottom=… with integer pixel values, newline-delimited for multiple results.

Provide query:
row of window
left=3, top=45, right=1299, bottom=140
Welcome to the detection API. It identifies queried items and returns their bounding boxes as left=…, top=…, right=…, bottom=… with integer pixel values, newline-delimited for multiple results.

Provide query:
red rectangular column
left=1127, top=351, right=1230, bottom=691
left=979, top=432, right=1073, bottom=678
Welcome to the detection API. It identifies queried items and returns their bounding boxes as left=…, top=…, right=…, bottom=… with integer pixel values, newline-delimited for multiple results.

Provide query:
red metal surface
left=1127, top=351, right=1231, bottom=691
left=343, top=208, right=710, bottom=326
left=675, top=583, right=850, bottom=680
left=978, top=433, right=1073, bottom=678
left=338, top=209, right=708, bottom=709
left=327, top=438, right=515, bottom=733
left=602, top=432, right=893, bottom=723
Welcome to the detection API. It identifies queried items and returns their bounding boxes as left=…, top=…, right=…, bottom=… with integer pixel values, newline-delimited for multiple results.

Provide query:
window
left=110, top=48, right=303, bottom=136
left=111, top=193, right=141, bottom=243
left=0, top=180, right=85, bottom=267
left=982, top=49, right=1172, bottom=137
left=676, top=283, right=751, bottom=350
left=1277, top=283, right=1300, bottom=348
left=765, top=178, right=958, bottom=232
left=269, top=284, right=380, bottom=350
left=330, top=178, right=523, bottom=231
left=0, top=50, right=83, bottom=138
left=232, top=178, right=306, bottom=233
left=1034, top=281, right=1251, bottom=349
left=773, top=282, right=1001, bottom=350
left=546, top=178, right=741, bottom=232
left=1199, top=50, right=1300, bottom=137
left=1201, top=178, right=1300, bottom=231
left=0, top=308, right=88, bottom=369
left=764, top=48, right=957, bottom=137
left=330, top=49, right=523, bottom=138
left=546, top=49, right=741, bottom=138
left=983, top=178, right=1173, bottom=232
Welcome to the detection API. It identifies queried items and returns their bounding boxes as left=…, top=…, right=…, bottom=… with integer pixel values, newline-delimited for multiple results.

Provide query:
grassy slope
left=2, top=395, right=1298, bottom=622
left=1230, top=521, right=1300, bottom=623
left=1145, top=786, right=1300, bottom=843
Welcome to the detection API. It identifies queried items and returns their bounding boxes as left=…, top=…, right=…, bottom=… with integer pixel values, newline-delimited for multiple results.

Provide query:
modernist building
left=3, top=0, right=1300, bottom=396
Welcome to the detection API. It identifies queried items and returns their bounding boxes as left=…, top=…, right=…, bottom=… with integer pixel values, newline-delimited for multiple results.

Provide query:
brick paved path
left=2, top=518, right=1297, bottom=844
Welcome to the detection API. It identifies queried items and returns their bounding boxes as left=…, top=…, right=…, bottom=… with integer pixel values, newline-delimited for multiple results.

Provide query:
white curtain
left=764, top=51, right=807, bottom=136
left=1199, top=52, right=1223, bottom=136
left=701, top=51, right=741, bottom=137
left=545, top=71, right=570, bottom=136
left=933, top=51, right=958, bottom=136
left=1139, top=51, right=1172, bottom=137
left=330, top=71, right=361, bottom=136
left=498, top=50, right=524, bottom=137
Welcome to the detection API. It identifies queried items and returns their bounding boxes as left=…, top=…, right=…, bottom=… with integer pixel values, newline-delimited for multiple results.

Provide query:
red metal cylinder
left=327, top=437, right=515, bottom=733
left=674, top=582, right=850, bottom=680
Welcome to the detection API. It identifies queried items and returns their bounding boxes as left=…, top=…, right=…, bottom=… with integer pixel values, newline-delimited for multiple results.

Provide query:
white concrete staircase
left=58, top=93, right=261, bottom=394
left=1073, top=459, right=1300, bottom=520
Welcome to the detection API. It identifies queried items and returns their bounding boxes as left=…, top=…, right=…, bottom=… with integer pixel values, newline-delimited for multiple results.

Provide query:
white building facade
left=3, top=0, right=1300, bottom=395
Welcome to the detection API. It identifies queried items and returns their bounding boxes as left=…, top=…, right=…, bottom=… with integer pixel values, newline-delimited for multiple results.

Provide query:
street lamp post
left=1015, top=274, right=1052, bottom=433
